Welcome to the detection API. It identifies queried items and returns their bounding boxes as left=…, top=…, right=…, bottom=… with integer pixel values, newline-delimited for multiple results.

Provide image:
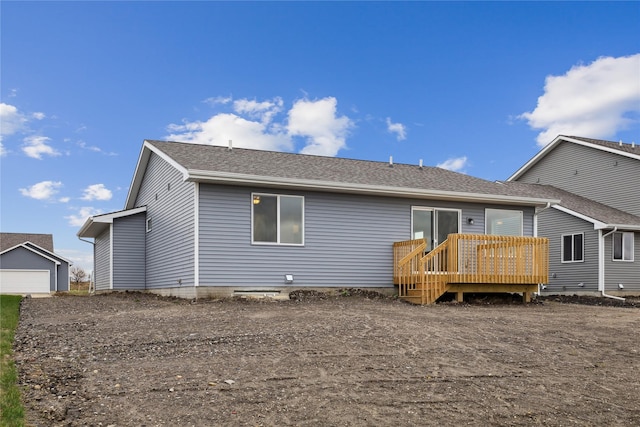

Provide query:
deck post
left=456, top=291, right=464, bottom=303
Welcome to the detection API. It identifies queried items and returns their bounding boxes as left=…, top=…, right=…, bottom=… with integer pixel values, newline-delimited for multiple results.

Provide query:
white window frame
left=612, top=232, right=634, bottom=262
left=561, top=232, right=584, bottom=263
left=411, top=207, right=461, bottom=250
left=485, top=208, right=523, bottom=236
left=146, top=217, right=152, bottom=232
left=251, top=193, right=304, bottom=246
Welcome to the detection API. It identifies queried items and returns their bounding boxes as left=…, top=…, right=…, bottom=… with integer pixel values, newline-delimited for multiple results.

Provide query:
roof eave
left=553, top=205, right=640, bottom=230
left=187, top=170, right=559, bottom=206
left=594, top=224, right=640, bottom=231
left=124, top=141, right=189, bottom=210
left=77, top=206, right=147, bottom=238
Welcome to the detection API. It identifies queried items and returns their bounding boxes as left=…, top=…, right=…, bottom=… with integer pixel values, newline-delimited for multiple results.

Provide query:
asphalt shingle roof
left=567, top=135, right=640, bottom=156
left=501, top=182, right=640, bottom=227
left=146, top=140, right=554, bottom=201
left=0, top=233, right=54, bottom=252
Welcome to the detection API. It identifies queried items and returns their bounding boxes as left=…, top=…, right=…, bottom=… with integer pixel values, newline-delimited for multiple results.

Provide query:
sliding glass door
left=412, top=207, right=460, bottom=251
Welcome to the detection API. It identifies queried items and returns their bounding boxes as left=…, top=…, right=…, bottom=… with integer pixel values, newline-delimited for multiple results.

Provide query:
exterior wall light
left=467, top=217, right=474, bottom=225
left=285, top=274, right=294, bottom=284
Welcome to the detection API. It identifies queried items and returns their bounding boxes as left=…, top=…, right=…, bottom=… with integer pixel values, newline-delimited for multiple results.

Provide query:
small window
left=562, top=233, right=584, bottom=263
left=252, top=193, right=304, bottom=245
left=146, top=218, right=152, bottom=232
left=485, top=209, right=523, bottom=236
left=613, top=232, right=634, bottom=261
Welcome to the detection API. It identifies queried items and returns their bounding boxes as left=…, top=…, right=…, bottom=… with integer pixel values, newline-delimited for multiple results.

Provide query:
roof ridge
left=146, top=139, right=439, bottom=169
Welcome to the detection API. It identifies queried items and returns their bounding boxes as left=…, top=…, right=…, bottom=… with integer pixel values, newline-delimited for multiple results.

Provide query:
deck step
left=400, top=284, right=449, bottom=305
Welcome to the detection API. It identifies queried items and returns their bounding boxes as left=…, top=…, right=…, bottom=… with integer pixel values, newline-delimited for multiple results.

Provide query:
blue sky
left=2, top=1, right=639, bottom=272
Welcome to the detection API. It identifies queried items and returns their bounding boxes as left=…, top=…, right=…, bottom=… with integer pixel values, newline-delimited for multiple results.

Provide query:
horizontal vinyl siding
left=0, top=247, right=57, bottom=291
left=198, top=184, right=537, bottom=288
left=94, top=228, right=111, bottom=291
left=57, top=262, right=69, bottom=292
left=603, top=232, right=640, bottom=292
left=518, top=141, right=640, bottom=216
left=538, top=208, right=599, bottom=292
left=135, top=153, right=194, bottom=288
left=112, top=213, right=146, bottom=290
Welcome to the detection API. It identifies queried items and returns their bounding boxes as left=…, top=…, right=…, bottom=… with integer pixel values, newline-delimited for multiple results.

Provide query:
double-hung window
left=561, top=233, right=583, bottom=263
left=613, top=232, right=634, bottom=261
left=252, top=193, right=304, bottom=245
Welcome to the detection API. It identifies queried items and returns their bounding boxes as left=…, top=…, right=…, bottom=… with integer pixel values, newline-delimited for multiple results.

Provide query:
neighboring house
left=507, top=135, right=640, bottom=296
left=0, top=233, right=71, bottom=295
left=78, top=140, right=558, bottom=300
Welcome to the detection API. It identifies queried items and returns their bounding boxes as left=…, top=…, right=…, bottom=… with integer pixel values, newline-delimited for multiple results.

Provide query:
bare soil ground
left=14, top=291, right=640, bottom=426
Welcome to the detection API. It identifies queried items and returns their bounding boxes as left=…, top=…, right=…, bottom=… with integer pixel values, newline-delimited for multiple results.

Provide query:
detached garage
left=0, top=233, right=71, bottom=295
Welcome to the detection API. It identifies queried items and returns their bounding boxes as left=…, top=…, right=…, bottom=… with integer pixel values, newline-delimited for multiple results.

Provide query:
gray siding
left=538, top=208, right=599, bottom=292
left=135, top=153, right=195, bottom=288
left=56, top=262, right=70, bottom=292
left=198, top=184, right=537, bottom=288
left=0, top=247, right=57, bottom=291
left=603, top=231, right=640, bottom=292
left=112, top=213, right=146, bottom=289
left=518, top=141, right=640, bottom=216
left=94, top=228, right=111, bottom=291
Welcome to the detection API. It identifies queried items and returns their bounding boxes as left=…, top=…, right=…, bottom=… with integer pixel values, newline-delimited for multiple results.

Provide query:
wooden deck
left=393, top=234, right=549, bottom=305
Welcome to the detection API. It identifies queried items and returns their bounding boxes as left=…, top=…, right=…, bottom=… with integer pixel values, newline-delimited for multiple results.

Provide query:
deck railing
left=393, top=234, right=549, bottom=303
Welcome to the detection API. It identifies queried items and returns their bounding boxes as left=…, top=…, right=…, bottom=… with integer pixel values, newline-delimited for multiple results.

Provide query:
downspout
left=533, top=202, right=551, bottom=237
left=78, top=237, right=96, bottom=294
left=534, top=203, right=551, bottom=294
left=599, top=228, right=625, bottom=301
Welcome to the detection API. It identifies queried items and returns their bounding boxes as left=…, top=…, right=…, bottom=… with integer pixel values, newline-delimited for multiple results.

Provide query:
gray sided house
left=78, top=140, right=557, bottom=299
left=508, top=135, right=640, bottom=296
left=0, top=233, right=71, bottom=294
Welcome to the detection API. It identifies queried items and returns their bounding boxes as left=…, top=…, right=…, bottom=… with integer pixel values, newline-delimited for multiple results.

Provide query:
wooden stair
left=393, top=234, right=549, bottom=305
left=395, top=238, right=451, bottom=305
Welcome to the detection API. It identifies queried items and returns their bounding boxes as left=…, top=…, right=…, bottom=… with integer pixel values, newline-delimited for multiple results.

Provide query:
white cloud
left=288, top=97, right=354, bottom=156
left=166, top=113, right=292, bottom=151
left=78, top=141, right=101, bottom=152
left=0, top=102, right=27, bottom=140
left=19, top=180, right=63, bottom=200
left=32, top=112, right=46, bottom=120
left=0, top=142, right=6, bottom=157
left=203, top=96, right=233, bottom=106
left=66, top=206, right=103, bottom=227
left=77, top=140, right=117, bottom=156
left=59, top=197, right=71, bottom=203
left=520, top=54, right=640, bottom=146
left=81, top=184, right=113, bottom=201
left=22, top=135, right=60, bottom=159
left=437, top=156, right=468, bottom=172
left=167, top=96, right=353, bottom=157
left=386, top=117, right=407, bottom=141
left=233, top=97, right=283, bottom=124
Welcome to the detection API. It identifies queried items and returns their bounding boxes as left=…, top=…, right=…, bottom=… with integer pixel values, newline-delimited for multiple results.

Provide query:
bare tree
left=70, top=266, right=87, bottom=291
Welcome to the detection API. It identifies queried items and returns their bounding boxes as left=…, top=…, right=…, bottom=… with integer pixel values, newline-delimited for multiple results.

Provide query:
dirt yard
left=13, top=291, right=640, bottom=426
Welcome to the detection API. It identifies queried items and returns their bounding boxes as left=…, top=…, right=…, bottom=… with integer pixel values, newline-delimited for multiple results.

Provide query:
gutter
left=533, top=202, right=552, bottom=237
left=599, top=227, right=625, bottom=301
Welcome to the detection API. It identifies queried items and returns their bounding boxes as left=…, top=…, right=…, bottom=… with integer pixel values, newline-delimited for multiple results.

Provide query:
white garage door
left=0, top=270, right=50, bottom=294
